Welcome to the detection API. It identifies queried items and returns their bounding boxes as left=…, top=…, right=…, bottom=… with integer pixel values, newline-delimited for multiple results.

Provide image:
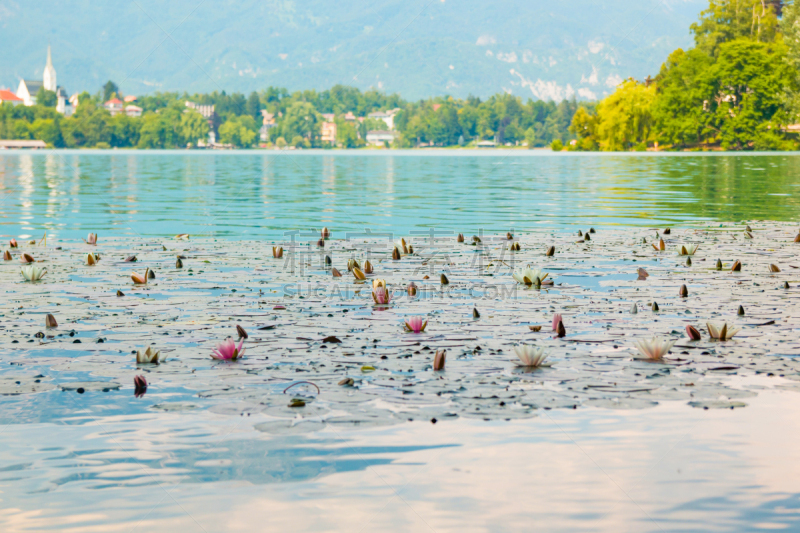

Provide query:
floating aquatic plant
left=21, top=265, right=46, bottom=281
left=513, top=345, right=549, bottom=367
left=211, top=338, right=245, bottom=360
left=403, top=316, right=428, bottom=333
left=634, top=337, right=676, bottom=360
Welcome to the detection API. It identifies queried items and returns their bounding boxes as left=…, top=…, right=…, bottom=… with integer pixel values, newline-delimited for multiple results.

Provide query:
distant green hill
left=0, top=0, right=703, bottom=100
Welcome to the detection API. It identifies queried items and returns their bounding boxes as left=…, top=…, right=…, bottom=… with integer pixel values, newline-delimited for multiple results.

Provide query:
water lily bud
left=45, top=313, right=58, bottom=329
left=352, top=267, right=366, bottom=280
left=769, top=264, right=780, bottom=272
left=338, top=377, right=354, bottom=386
left=272, top=246, right=283, bottom=259
left=507, top=232, right=513, bottom=240
left=663, top=228, right=670, bottom=235
left=236, top=324, right=248, bottom=339
left=577, top=230, right=583, bottom=237
left=125, top=255, right=137, bottom=262
left=746, top=225, right=752, bottom=232
left=457, top=233, right=464, bottom=243
left=630, top=303, right=638, bottom=315
left=652, top=301, right=659, bottom=312
left=784, top=281, right=790, bottom=289
left=148, top=269, right=156, bottom=279
left=9, top=239, right=18, bottom=248
left=472, top=235, right=481, bottom=243
left=407, top=282, right=417, bottom=296
left=546, top=246, right=555, bottom=256
left=659, top=238, right=665, bottom=251
left=556, top=320, right=566, bottom=338
left=440, top=273, right=449, bottom=285
left=116, top=290, right=125, bottom=297
left=408, top=244, right=414, bottom=254
left=584, top=233, right=591, bottom=242
left=364, top=260, right=373, bottom=274
left=347, top=258, right=359, bottom=271
left=637, top=267, right=649, bottom=280
left=332, top=267, right=342, bottom=277
left=589, top=228, right=596, bottom=234
left=686, top=257, right=692, bottom=266
left=133, top=375, right=147, bottom=397
left=679, top=284, right=688, bottom=298
left=176, top=258, right=183, bottom=268
left=716, top=259, right=723, bottom=270
left=738, top=305, right=745, bottom=316
left=433, top=349, right=446, bottom=371
left=21, top=253, right=34, bottom=263
left=473, top=308, right=480, bottom=319
left=686, top=325, right=701, bottom=341
left=86, top=253, right=98, bottom=266
left=744, top=231, right=753, bottom=239
left=324, top=255, right=332, bottom=266
left=795, top=234, right=800, bottom=243
left=392, top=247, right=401, bottom=260
left=321, top=227, right=330, bottom=239
left=731, top=260, right=741, bottom=272
left=3, top=250, right=11, bottom=261
left=317, top=238, right=325, bottom=248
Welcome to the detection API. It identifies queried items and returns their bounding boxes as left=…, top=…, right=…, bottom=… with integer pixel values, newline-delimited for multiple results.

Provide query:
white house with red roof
left=0, top=89, right=23, bottom=106
left=104, top=97, right=124, bottom=116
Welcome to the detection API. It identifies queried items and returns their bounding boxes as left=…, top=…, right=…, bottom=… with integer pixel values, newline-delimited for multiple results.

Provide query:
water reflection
left=1, top=151, right=798, bottom=240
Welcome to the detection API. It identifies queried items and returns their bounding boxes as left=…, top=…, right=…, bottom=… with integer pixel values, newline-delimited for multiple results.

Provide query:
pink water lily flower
left=84, top=233, right=97, bottom=245
left=552, top=313, right=563, bottom=331
left=372, top=285, right=391, bottom=305
left=211, top=338, right=245, bottom=360
left=9, top=239, right=18, bottom=248
left=404, top=316, right=428, bottom=333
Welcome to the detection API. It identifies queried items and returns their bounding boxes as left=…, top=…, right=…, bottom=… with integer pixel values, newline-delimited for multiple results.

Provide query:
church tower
left=43, top=45, right=56, bottom=92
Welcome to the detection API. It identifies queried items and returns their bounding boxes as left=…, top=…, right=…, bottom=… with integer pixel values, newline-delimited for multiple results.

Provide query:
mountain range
left=0, top=0, right=705, bottom=101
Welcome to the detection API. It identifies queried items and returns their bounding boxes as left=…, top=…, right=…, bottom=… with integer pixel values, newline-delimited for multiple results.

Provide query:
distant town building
left=476, top=140, right=497, bottom=148
left=43, top=45, right=56, bottom=92
left=0, top=89, right=23, bottom=106
left=0, top=140, right=47, bottom=149
left=16, top=46, right=73, bottom=114
left=125, top=105, right=142, bottom=117
left=124, top=95, right=138, bottom=103
left=321, top=120, right=337, bottom=145
left=186, top=101, right=218, bottom=144
left=344, top=112, right=356, bottom=121
left=367, top=109, right=400, bottom=130
left=104, top=97, right=124, bottom=116
left=366, top=130, right=397, bottom=146
left=259, top=110, right=277, bottom=141
left=16, top=80, right=42, bottom=106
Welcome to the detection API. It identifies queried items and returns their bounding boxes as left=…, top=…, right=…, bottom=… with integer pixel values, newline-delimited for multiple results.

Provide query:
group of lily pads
left=2, top=222, right=800, bottom=431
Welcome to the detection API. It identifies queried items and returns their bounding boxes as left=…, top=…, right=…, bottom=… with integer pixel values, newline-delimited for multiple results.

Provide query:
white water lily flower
left=634, top=337, right=676, bottom=360
left=136, top=346, right=161, bottom=364
left=512, top=265, right=549, bottom=286
left=21, top=265, right=47, bottom=281
left=513, top=345, right=549, bottom=367
left=676, top=244, right=700, bottom=256
left=706, top=322, right=740, bottom=341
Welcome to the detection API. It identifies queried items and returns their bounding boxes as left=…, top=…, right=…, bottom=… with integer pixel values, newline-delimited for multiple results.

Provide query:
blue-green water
left=2, top=150, right=799, bottom=241
left=2, top=150, right=800, bottom=532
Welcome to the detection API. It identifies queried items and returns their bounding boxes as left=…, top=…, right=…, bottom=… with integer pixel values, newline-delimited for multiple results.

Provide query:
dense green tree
left=691, top=0, right=779, bottom=56
left=246, top=91, right=262, bottom=120
left=180, top=110, right=210, bottom=145
left=103, top=81, right=119, bottom=102
left=219, top=115, right=257, bottom=147
left=594, top=79, right=656, bottom=151
left=35, top=87, right=57, bottom=107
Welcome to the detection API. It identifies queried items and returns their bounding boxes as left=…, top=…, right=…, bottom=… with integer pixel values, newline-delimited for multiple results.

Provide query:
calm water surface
left=1, top=150, right=799, bottom=240
left=2, top=151, right=800, bottom=531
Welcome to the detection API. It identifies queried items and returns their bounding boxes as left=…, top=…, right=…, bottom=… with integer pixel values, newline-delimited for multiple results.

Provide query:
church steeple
left=43, top=44, right=57, bottom=92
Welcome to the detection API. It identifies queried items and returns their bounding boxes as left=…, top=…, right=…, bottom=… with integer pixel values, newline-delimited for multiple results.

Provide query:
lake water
left=2, top=150, right=800, bottom=532
left=2, top=150, right=799, bottom=241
